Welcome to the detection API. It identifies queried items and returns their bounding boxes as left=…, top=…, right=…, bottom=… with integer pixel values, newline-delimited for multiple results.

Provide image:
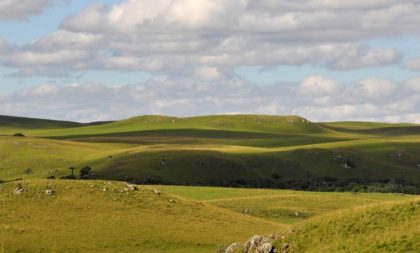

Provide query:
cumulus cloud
left=297, top=76, right=342, bottom=97
left=0, top=0, right=54, bottom=20
left=1, top=0, right=411, bottom=77
left=1, top=76, right=419, bottom=123
left=0, top=0, right=419, bottom=123
left=353, top=77, right=396, bottom=98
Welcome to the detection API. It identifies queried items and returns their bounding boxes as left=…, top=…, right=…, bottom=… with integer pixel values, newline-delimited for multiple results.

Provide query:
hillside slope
left=27, top=115, right=335, bottom=138
left=275, top=199, right=420, bottom=252
left=0, top=180, right=283, bottom=253
left=0, top=114, right=419, bottom=193
left=0, top=115, right=82, bottom=132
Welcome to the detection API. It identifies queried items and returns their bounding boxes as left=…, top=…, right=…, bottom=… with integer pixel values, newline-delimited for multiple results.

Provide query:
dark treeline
left=116, top=175, right=419, bottom=195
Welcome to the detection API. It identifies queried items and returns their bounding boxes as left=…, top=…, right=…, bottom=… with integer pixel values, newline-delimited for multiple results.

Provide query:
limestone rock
left=223, top=234, right=277, bottom=253
left=154, top=189, right=161, bottom=195
left=126, top=184, right=137, bottom=191
left=14, top=184, right=24, bottom=195
left=14, top=187, right=24, bottom=195
left=258, top=242, right=275, bottom=253
left=224, top=242, right=242, bottom=253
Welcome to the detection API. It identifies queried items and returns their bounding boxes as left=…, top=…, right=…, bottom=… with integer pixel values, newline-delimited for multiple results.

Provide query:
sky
left=0, top=0, right=420, bottom=123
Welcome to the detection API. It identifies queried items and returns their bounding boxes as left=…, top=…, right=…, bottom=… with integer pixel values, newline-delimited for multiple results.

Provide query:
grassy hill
left=274, top=199, right=420, bottom=252
left=160, top=185, right=415, bottom=225
left=0, top=115, right=112, bottom=135
left=0, top=180, right=416, bottom=253
left=27, top=115, right=331, bottom=137
left=0, top=180, right=284, bottom=253
left=0, top=114, right=419, bottom=192
left=0, top=115, right=82, bottom=133
left=0, top=114, right=418, bottom=252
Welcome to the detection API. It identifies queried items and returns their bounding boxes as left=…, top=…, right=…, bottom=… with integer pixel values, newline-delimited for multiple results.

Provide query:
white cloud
left=0, top=0, right=419, bottom=124
left=10, top=50, right=89, bottom=66
left=1, top=0, right=410, bottom=77
left=297, top=76, right=342, bottom=97
left=330, top=47, right=399, bottom=70
left=1, top=75, right=418, bottom=123
left=0, top=0, right=53, bottom=20
left=195, top=66, right=226, bottom=81
left=354, top=77, right=396, bottom=98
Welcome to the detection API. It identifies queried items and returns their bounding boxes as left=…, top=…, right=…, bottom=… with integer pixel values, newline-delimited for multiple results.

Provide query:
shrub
left=23, top=168, right=33, bottom=175
left=79, top=166, right=93, bottom=179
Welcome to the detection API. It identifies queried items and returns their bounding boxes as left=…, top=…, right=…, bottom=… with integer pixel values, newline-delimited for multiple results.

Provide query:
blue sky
left=0, top=0, right=420, bottom=122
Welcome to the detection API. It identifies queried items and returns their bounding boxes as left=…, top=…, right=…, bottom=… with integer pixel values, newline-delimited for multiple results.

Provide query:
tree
left=68, top=167, right=76, bottom=177
left=79, top=166, right=92, bottom=179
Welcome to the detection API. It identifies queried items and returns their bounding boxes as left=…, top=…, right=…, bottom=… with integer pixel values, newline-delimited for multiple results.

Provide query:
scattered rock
left=342, top=160, right=355, bottom=169
left=126, top=184, right=137, bottom=191
left=14, top=184, right=24, bottom=195
left=103, top=188, right=107, bottom=192
left=45, top=189, right=54, bottom=195
left=154, top=189, right=161, bottom=195
left=390, top=152, right=404, bottom=159
left=169, top=199, right=175, bottom=203
left=224, top=242, right=242, bottom=253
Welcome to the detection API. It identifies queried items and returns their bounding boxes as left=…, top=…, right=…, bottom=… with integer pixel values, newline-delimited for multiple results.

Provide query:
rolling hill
left=0, top=114, right=419, bottom=192
left=273, top=199, right=420, bottom=252
left=0, top=115, right=82, bottom=132
left=0, top=180, right=416, bottom=253
left=0, top=115, right=112, bottom=135
left=0, top=114, right=419, bottom=252
left=0, top=180, right=284, bottom=253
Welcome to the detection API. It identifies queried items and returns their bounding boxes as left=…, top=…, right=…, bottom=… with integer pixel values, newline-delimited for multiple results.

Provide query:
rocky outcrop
left=224, top=242, right=242, bottom=253
left=223, top=234, right=277, bottom=253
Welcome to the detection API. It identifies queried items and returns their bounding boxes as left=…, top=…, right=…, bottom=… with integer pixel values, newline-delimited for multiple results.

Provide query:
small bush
left=23, top=168, right=33, bottom=175
left=79, top=166, right=93, bottom=179
left=13, top=133, right=25, bottom=137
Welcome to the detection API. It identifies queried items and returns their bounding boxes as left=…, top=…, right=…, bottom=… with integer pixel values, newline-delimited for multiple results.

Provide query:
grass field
left=0, top=180, right=284, bottom=253
left=160, top=185, right=415, bottom=224
left=0, top=114, right=419, bottom=252
left=274, top=199, right=420, bottom=252
left=0, top=180, right=417, bottom=253
left=1, top=114, right=419, bottom=192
